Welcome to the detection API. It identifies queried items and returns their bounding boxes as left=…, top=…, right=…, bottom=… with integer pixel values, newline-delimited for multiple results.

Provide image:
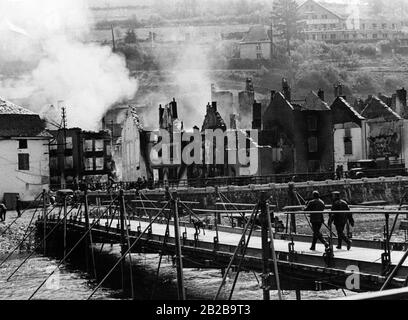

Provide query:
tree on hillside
left=124, top=29, right=137, bottom=44
left=272, top=0, right=303, bottom=57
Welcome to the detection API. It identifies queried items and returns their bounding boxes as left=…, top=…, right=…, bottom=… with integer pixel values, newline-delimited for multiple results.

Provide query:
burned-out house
left=260, top=80, right=334, bottom=174
left=121, top=106, right=153, bottom=182
left=151, top=99, right=185, bottom=183
left=360, top=96, right=406, bottom=167
left=49, top=128, right=114, bottom=188
left=211, top=84, right=233, bottom=128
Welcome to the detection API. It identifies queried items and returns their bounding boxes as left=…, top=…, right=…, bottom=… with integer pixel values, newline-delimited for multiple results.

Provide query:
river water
left=0, top=209, right=405, bottom=300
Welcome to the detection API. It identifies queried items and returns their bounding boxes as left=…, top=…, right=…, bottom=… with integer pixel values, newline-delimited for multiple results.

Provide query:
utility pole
left=260, top=193, right=270, bottom=300
left=60, top=106, right=67, bottom=189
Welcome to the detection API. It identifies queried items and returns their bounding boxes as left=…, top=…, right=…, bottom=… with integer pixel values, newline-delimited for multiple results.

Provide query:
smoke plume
left=0, top=0, right=137, bottom=130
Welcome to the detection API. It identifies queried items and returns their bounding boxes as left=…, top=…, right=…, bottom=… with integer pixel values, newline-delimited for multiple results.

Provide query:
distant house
left=239, top=25, right=272, bottom=60
left=261, top=80, right=334, bottom=174
left=49, top=128, right=113, bottom=188
left=330, top=86, right=367, bottom=170
left=298, top=0, right=347, bottom=32
left=298, top=0, right=407, bottom=43
left=0, top=97, right=51, bottom=202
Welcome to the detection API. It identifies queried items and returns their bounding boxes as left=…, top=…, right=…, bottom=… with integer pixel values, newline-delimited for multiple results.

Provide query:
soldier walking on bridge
left=304, top=191, right=329, bottom=251
left=329, top=192, right=354, bottom=250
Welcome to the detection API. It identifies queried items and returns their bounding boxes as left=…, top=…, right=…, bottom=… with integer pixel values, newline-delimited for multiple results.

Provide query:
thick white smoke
left=0, top=0, right=137, bottom=130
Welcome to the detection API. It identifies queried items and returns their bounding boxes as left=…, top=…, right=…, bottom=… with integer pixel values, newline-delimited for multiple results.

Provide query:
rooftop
left=0, top=97, right=36, bottom=115
left=241, top=25, right=271, bottom=43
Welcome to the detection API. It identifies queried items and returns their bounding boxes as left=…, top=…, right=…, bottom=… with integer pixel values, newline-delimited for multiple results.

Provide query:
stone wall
left=142, top=176, right=408, bottom=210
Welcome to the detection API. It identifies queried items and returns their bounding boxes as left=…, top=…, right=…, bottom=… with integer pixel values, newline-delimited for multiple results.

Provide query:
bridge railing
left=49, top=168, right=408, bottom=192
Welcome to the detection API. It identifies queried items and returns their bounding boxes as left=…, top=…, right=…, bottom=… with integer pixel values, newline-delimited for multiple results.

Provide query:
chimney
left=212, top=101, right=217, bottom=112
left=397, top=88, right=407, bottom=106
left=334, top=83, right=344, bottom=98
left=282, top=78, right=291, bottom=102
left=246, top=78, right=254, bottom=92
left=252, top=101, right=262, bottom=130
left=230, top=114, right=238, bottom=129
left=396, top=87, right=407, bottom=117
left=171, top=98, right=178, bottom=119
left=270, top=90, right=276, bottom=102
left=159, top=104, right=164, bottom=123
left=318, top=88, right=325, bottom=101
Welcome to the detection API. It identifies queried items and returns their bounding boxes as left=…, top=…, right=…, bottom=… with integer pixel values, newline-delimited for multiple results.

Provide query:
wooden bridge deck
left=41, top=215, right=408, bottom=292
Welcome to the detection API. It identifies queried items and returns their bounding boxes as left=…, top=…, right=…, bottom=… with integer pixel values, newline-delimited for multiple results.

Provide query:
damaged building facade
left=259, top=80, right=334, bottom=175
left=49, top=128, right=114, bottom=188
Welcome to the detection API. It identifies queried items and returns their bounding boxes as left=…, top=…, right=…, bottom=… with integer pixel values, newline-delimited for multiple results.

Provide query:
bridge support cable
left=18, top=206, right=41, bottom=252
left=380, top=247, right=408, bottom=291
left=217, top=191, right=249, bottom=227
left=139, top=192, right=152, bottom=224
left=171, top=192, right=186, bottom=300
left=267, top=194, right=283, bottom=300
left=178, top=200, right=204, bottom=223
left=42, top=189, right=47, bottom=255
left=86, top=200, right=171, bottom=300
left=383, top=213, right=392, bottom=273
left=6, top=203, right=80, bottom=281
left=98, top=203, right=118, bottom=255
left=0, top=201, right=60, bottom=269
left=228, top=205, right=259, bottom=300
left=0, top=206, right=39, bottom=268
left=28, top=195, right=119, bottom=300
left=119, top=190, right=135, bottom=300
left=0, top=192, right=42, bottom=237
left=119, top=190, right=127, bottom=291
left=213, top=203, right=259, bottom=300
left=63, top=196, right=68, bottom=260
left=388, top=189, right=408, bottom=243
left=84, top=191, right=97, bottom=280
left=150, top=215, right=171, bottom=300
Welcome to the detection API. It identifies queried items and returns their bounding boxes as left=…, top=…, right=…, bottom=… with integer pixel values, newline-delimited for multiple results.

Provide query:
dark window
left=344, top=137, right=353, bottom=155
left=307, top=116, right=318, bottom=131
left=344, top=128, right=352, bottom=155
left=330, top=34, right=336, bottom=39
left=308, top=136, right=318, bottom=153
left=19, top=140, right=28, bottom=149
left=18, top=154, right=30, bottom=171
left=373, top=34, right=378, bottom=39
